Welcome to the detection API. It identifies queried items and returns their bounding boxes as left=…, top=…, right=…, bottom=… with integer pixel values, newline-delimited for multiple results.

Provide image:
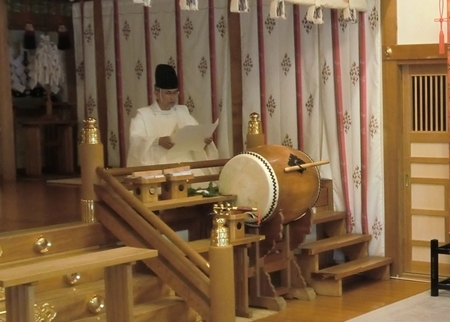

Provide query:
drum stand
left=247, top=209, right=316, bottom=309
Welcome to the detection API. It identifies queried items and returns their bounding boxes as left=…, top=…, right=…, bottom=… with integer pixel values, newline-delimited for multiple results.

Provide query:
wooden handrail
left=95, top=167, right=210, bottom=275
left=94, top=202, right=212, bottom=320
left=94, top=184, right=211, bottom=297
left=104, top=158, right=229, bottom=177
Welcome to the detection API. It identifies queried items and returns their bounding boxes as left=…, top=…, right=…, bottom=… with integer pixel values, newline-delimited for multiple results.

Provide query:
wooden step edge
left=0, top=246, right=157, bottom=288
left=187, top=234, right=264, bottom=254
left=312, top=211, right=347, bottom=225
left=311, top=256, right=393, bottom=280
left=72, top=297, right=194, bottom=322
left=299, top=234, right=371, bottom=255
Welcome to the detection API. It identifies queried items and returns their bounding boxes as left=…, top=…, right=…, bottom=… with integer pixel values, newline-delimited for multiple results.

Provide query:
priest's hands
left=204, top=137, right=213, bottom=145
left=158, top=136, right=175, bottom=149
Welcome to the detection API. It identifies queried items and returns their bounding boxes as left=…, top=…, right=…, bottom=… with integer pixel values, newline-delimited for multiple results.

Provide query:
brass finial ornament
left=80, top=117, right=101, bottom=145
left=247, top=112, right=263, bottom=135
left=246, top=112, right=265, bottom=148
left=210, top=202, right=232, bottom=246
left=211, top=216, right=229, bottom=247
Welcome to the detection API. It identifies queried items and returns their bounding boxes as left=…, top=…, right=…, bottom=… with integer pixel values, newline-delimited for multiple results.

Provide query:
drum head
left=218, top=152, right=279, bottom=223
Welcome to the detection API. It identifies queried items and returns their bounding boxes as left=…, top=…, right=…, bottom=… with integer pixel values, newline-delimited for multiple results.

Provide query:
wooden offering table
left=21, top=119, right=76, bottom=176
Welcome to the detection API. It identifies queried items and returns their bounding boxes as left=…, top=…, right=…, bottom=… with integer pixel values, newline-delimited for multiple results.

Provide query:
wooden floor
left=0, top=176, right=432, bottom=321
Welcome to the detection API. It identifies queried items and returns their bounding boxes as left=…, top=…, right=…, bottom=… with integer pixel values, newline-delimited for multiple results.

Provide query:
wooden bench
left=0, top=246, right=157, bottom=322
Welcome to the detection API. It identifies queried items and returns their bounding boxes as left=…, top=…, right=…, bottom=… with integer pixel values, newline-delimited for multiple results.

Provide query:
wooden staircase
left=0, top=223, right=197, bottom=322
left=297, top=179, right=393, bottom=296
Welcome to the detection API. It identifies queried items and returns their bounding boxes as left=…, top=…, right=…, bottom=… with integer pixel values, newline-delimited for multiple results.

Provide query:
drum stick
left=284, top=160, right=330, bottom=173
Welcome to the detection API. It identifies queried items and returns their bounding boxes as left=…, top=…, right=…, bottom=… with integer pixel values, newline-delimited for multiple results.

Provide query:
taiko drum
left=218, top=145, right=320, bottom=225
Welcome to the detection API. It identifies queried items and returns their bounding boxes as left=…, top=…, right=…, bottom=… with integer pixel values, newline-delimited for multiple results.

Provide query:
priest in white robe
left=126, top=64, right=219, bottom=175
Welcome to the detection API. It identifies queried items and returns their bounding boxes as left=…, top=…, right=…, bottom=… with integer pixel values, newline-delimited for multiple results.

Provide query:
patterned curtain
left=72, top=0, right=232, bottom=167
left=73, top=0, right=383, bottom=256
left=240, top=0, right=383, bottom=255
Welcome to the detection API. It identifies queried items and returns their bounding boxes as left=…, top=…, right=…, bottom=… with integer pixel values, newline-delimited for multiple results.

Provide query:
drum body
left=218, top=145, right=320, bottom=225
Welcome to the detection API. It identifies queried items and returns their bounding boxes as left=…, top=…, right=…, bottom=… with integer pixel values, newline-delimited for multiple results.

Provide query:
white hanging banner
left=230, top=0, right=250, bottom=13
left=342, top=7, right=358, bottom=23
left=180, top=0, right=199, bottom=10
left=133, top=0, right=152, bottom=7
left=306, top=1, right=323, bottom=25
left=287, top=0, right=367, bottom=11
left=270, top=0, right=286, bottom=19
left=319, top=0, right=348, bottom=9
left=349, top=0, right=368, bottom=12
left=287, top=0, right=316, bottom=5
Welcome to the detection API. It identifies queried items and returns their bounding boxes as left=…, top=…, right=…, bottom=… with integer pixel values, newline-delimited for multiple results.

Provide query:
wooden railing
left=93, top=159, right=232, bottom=321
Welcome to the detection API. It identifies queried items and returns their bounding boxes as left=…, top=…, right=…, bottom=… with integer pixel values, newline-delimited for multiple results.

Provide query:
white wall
left=397, top=0, right=446, bottom=45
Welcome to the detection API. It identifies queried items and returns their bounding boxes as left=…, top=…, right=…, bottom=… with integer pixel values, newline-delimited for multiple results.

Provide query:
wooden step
left=299, top=234, right=371, bottom=255
left=0, top=273, right=171, bottom=322
left=73, top=297, right=197, bottom=322
left=307, top=256, right=393, bottom=296
left=311, top=256, right=393, bottom=280
left=0, top=223, right=118, bottom=264
left=0, top=272, right=168, bottom=321
left=0, top=247, right=157, bottom=322
left=312, top=211, right=346, bottom=225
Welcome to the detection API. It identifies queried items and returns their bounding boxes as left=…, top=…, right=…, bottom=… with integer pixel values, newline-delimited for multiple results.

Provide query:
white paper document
left=170, top=119, right=219, bottom=154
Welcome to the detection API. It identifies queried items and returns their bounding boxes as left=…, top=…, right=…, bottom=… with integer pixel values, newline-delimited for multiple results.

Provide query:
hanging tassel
left=438, top=0, right=445, bottom=55
left=57, top=24, right=71, bottom=50
left=23, top=23, right=36, bottom=50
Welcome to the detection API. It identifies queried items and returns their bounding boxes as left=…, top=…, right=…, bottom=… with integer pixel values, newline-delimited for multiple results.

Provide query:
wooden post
left=0, top=0, right=16, bottom=181
left=5, top=284, right=35, bottom=322
left=80, top=118, right=104, bottom=223
left=209, top=215, right=235, bottom=322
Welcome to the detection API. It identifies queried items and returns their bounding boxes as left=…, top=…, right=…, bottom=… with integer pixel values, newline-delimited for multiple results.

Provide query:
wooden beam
left=7, top=13, right=73, bottom=31
left=383, top=44, right=446, bottom=62
left=93, top=0, right=109, bottom=166
left=0, top=0, right=16, bottom=181
left=381, top=0, right=397, bottom=47
left=228, top=3, right=243, bottom=155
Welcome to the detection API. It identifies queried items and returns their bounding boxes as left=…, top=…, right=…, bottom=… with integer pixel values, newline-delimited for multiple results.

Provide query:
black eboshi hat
left=155, top=64, right=178, bottom=89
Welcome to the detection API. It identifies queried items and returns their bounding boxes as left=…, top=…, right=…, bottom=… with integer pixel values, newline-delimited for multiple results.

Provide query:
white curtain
left=73, top=0, right=383, bottom=255
left=73, top=0, right=232, bottom=167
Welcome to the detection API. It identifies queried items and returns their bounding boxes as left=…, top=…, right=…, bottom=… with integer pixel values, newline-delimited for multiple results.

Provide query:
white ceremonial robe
left=126, top=102, right=219, bottom=175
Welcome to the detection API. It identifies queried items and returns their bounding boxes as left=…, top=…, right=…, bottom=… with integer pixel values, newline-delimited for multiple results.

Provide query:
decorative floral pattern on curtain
left=73, top=0, right=383, bottom=256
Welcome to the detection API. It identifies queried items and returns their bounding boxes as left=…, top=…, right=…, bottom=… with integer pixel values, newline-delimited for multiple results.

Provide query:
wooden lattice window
left=411, top=74, right=448, bottom=132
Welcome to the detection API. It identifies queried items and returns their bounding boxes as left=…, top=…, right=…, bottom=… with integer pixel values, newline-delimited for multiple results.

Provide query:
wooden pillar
left=93, top=0, right=109, bottom=167
left=228, top=1, right=243, bottom=155
left=0, top=0, right=16, bottom=181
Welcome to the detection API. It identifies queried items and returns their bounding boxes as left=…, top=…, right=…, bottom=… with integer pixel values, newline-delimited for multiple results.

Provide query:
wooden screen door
left=403, top=63, right=450, bottom=276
